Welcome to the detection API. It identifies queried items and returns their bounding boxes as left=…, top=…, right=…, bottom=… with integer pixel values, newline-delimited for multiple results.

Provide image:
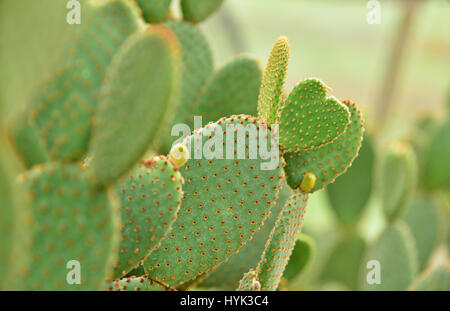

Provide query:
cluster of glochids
left=1, top=0, right=365, bottom=291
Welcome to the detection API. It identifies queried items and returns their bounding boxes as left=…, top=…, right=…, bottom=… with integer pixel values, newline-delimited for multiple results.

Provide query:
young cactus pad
left=143, top=115, right=283, bottom=286
left=89, top=25, right=181, bottom=185
left=283, top=100, right=364, bottom=192
left=278, top=78, right=350, bottom=152
left=112, top=156, right=184, bottom=278
left=15, top=163, right=119, bottom=290
left=257, top=36, right=289, bottom=125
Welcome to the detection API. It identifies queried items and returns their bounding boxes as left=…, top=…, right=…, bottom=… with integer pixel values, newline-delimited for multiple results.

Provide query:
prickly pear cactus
left=0, top=2, right=369, bottom=291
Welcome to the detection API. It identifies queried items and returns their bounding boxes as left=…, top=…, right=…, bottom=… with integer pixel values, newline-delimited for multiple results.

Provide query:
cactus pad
left=89, top=25, right=181, bottom=185
left=28, top=0, right=141, bottom=162
left=143, top=115, right=283, bottom=286
left=283, top=100, right=364, bottom=192
left=181, top=0, right=224, bottom=23
left=404, top=196, right=440, bottom=270
left=380, top=141, right=417, bottom=222
left=112, top=156, right=184, bottom=278
left=16, top=162, right=119, bottom=290
left=359, top=222, right=418, bottom=291
left=423, top=120, right=450, bottom=190
left=327, top=133, right=374, bottom=224
left=257, top=36, right=289, bottom=125
left=278, top=78, right=350, bottom=152
left=321, top=233, right=366, bottom=290
left=196, top=55, right=262, bottom=125
left=283, top=233, right=316, bottom=281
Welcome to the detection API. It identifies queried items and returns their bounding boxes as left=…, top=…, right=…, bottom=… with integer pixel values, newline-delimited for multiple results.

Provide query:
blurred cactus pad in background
left=0, top=0, right=448, bottom=291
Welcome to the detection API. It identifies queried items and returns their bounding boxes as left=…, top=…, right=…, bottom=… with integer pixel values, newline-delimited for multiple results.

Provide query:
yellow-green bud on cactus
left=169, top=144, right=189, bottom=167
left=300, top=173, right=317, bottom=193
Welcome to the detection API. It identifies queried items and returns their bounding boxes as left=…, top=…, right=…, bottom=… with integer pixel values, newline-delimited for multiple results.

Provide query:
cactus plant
left=0, top=0, right=371, bottom=292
